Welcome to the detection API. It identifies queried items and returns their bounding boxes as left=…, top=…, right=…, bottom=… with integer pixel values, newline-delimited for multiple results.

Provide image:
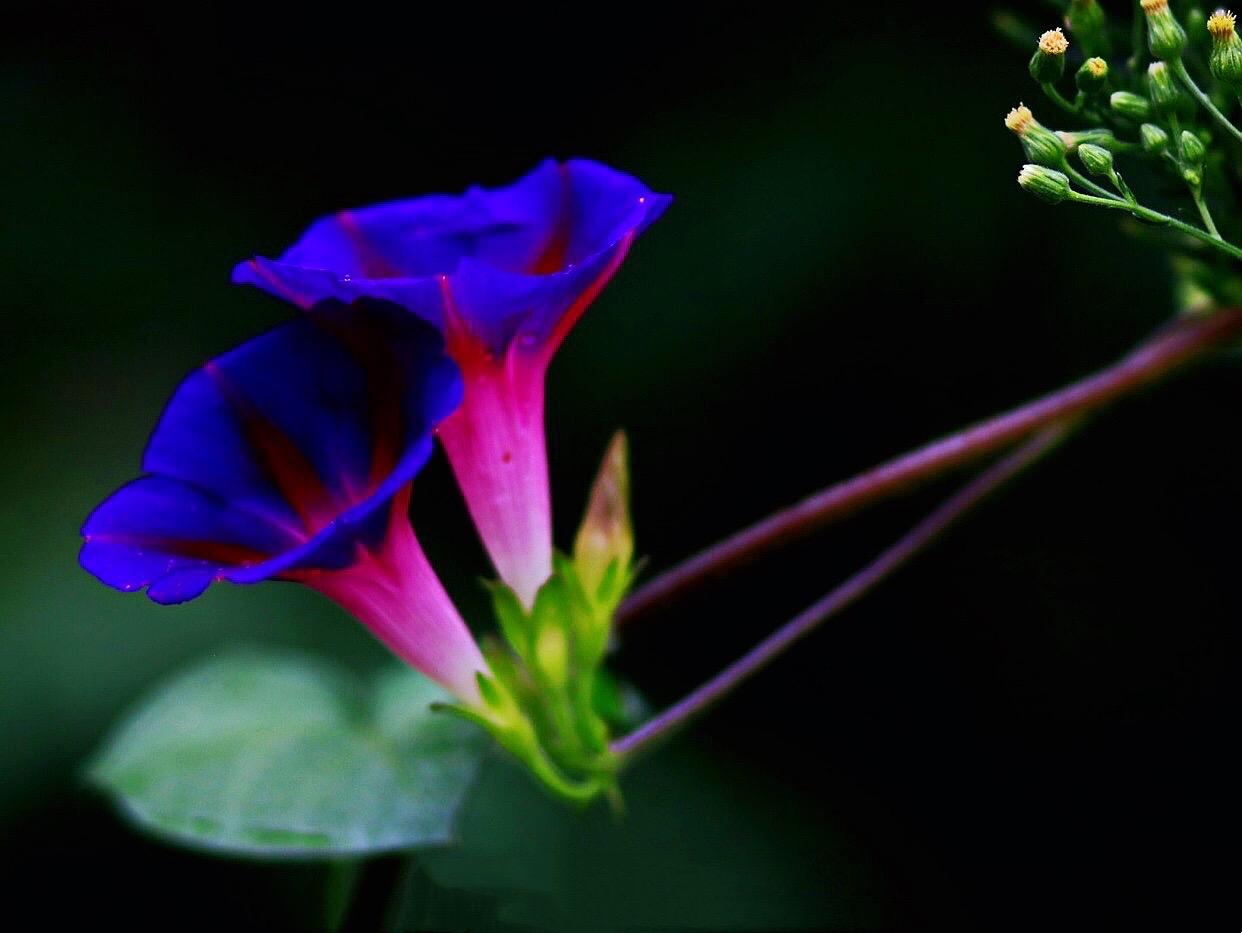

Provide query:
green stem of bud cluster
left=442, top=433, right=642, bottom=805
left=1016, top=162, right=1242, bottom=261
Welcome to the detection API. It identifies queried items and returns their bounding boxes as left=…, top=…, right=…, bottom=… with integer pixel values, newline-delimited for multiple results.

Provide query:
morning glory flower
left=80, top=299, right=488, bottom=702
left=232, top=159, right=671, bottom=606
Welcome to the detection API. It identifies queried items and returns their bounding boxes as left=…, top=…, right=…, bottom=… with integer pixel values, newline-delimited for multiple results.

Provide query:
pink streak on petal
left=288, top=492, right=488, bottom=704
left=543, top=231, right=635, bottom=361
left=204, top=361, right=344, bottom=534
left=244, top=259, right=316, bottom=309
left=335, top=210, right=403, bottom=279
left=435, top=289, right=552, bottom=607
left=528, top=162, right=572, bottom=275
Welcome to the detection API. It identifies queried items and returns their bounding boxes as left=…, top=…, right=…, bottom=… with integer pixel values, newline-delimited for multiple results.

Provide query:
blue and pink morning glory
left=234, top=159, right=670, bottom=606
left=82, top=159, right=669, bottom=701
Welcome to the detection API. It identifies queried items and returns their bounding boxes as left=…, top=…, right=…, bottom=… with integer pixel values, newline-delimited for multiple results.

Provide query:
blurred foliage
left=90, top=654, right=484, bottom=856
left=1, top=3, right=1238, bottom=928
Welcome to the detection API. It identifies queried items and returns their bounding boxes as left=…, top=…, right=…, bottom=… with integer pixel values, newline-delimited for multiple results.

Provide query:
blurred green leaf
left=88, top=652, right=486, bottom=857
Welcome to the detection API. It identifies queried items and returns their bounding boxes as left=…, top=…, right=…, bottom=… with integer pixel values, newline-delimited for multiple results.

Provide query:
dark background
left=2, top=2, right=1237, bottom=928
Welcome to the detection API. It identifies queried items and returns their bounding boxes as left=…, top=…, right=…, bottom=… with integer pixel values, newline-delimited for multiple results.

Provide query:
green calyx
left=441, top=432, right=639, bottom=805
left=1142, top=0, right=1188, bottom=62
left=1075, top=57, right=1110, bottom=96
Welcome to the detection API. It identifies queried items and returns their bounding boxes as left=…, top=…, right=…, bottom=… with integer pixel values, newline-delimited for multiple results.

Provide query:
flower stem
left=1041, top=81, right=1082, bottom=115
left=1062, top=160, right=1124, bottom=202
left=615, top=308, right=1242, bottom=627
left=1170, top=59, right=1242, bottom=148
left=1066, top=191, right=1242, bottom=261
left=1190, top=186, right=1223, bottom=240
left=611, top=424, right=1072, bottom=759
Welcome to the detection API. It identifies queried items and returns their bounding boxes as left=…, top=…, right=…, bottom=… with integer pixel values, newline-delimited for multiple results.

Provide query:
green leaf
left=88, top=652, right=486, bottom=858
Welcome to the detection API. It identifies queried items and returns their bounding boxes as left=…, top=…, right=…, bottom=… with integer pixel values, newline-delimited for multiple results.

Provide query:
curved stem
left=1063, top=160, right=1124, bottom=201
left=1041, top=82, right=1082, bottom=115
left=615, top=308, right=1242, bottom=627
left=1067, top=191, right=1242, bottom=261
left=611, top=425, right=1072, bottom=759
left=1170, top=60, right=1242, bottom=147
left=1191, top=186, right=1222, bottom=239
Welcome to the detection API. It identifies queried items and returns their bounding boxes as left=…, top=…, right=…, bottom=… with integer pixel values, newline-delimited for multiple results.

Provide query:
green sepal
left=485, top=579, right=532, bottom=660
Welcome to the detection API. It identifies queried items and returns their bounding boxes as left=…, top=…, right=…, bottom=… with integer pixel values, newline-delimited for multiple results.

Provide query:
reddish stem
left=611, top=423, right=1070, bottom=758
left=616, top=310, right=1242, bottom=627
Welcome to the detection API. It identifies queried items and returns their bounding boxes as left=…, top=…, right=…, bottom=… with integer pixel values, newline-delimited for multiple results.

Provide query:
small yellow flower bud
left=1208, top=8, right=1237, bottom=39
left=1031, top=28, right=1069, bottom=82
left=1004, top=104, right=1067, bottom=167
left=1004, top=104, right=1034, bottom=134
left=1208, top=10, right=1242, bottom=87
left=1076, top=57, right=1110, bottom=94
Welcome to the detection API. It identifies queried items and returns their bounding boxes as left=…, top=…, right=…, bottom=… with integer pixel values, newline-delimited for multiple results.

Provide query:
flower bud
left=1077, top=143, right=1115, bottom=176
left=1110, top=90, right=1154, bottom=120
left=1075, top=57, right=1110, bottom=94
left=1208, top=9, right=1242, bottom=86
left=1005, top=104, right=1068, bottom=167
left=1140, top=122, right=1170, bottom=153
left=1141, top=0, right=1188, bottom=61
left=1146, top=60, right=1186, bottom=116
left=1058, top=127, right=1123, bottom=151
left=1017, top=164, right=1072, bottom=204
left=1030, top=28, right=1069, bottom=82
left=572, top=431, right=634, bottom=607
left=1180, top=129, right=1207, bottom=166
left=1067, top=0, right=1112, bottom=58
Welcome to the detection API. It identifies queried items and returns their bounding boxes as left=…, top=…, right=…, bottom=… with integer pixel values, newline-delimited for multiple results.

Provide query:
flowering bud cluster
left=1004, top=1, right=1242, bottom=311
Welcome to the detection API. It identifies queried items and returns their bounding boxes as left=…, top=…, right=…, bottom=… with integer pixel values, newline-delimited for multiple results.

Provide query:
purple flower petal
left=81, top=299, right=463, bottom=601
left=232, top=159, right=671, bottom=358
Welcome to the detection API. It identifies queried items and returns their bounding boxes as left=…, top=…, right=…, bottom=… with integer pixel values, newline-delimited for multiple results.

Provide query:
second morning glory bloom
left=233, top=159, right=671, bottom=606
left=80, top=299, right=488, bottom=702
